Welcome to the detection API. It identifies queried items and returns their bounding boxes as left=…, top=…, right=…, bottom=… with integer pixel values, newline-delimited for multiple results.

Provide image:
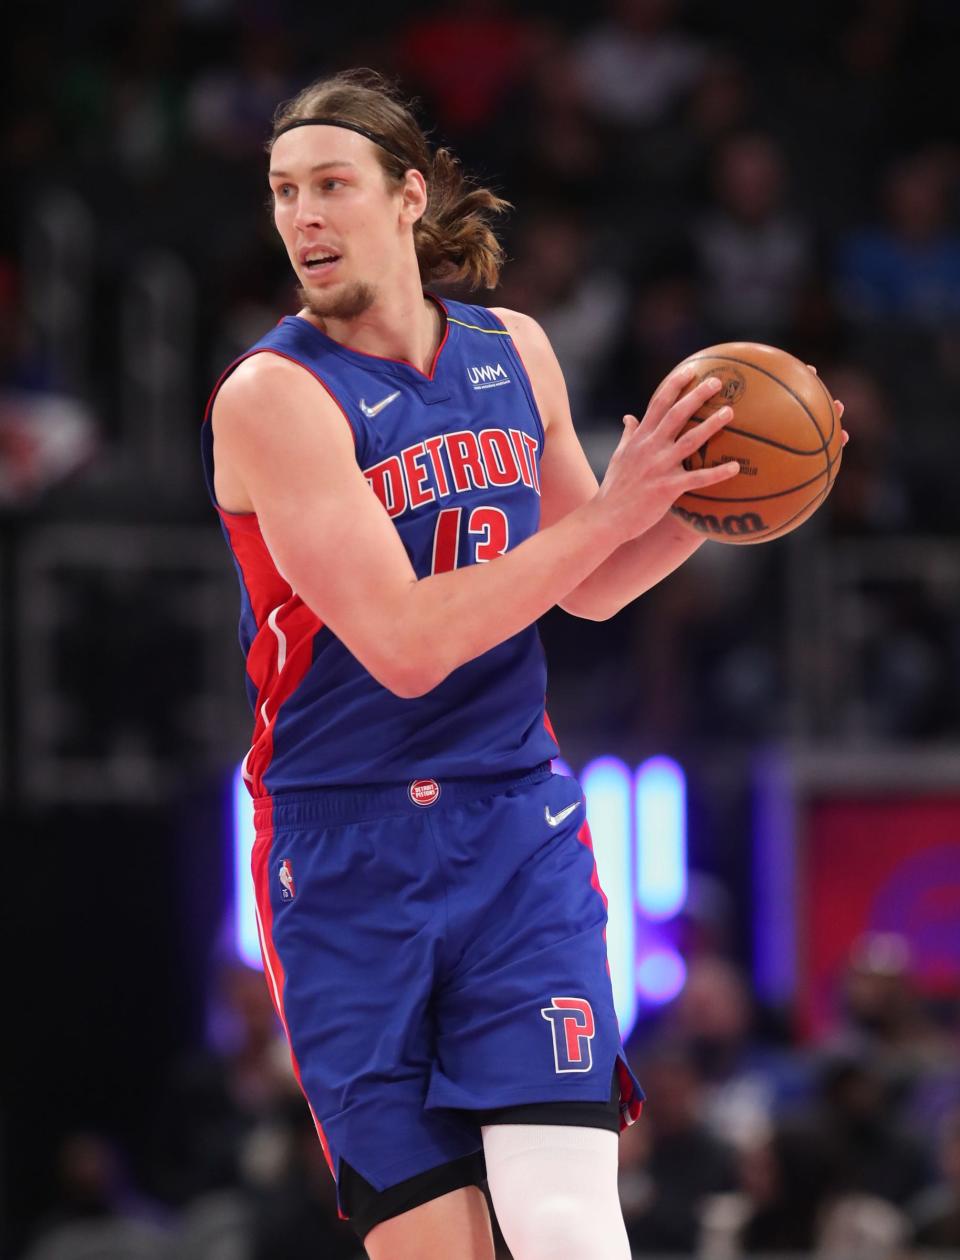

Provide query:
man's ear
left=398, top=168, right=428, bottom=226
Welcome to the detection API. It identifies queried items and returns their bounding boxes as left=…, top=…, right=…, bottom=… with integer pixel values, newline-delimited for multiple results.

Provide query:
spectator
left=822, top=364, right=911, bottom=535
left=247, top=1102, right=361, bottom=1260
left=693, top=132, right=812, bottom=342
left=910, top=1107, right=960, bottom=1249
left=0, top=258, right=99, bottom=506
left=837, top=147, right=960, bottom=328
left=398, top=0, right=539, bottom=145
left=620, top=1044, right=737, bottom=1252
left=629, top=52, right=756, bottom=204
left=596, top=248, right=709, bottom=414
left=575, top=0, right=706, bottom=130
left=185, top=25, right=297, bottom=159
left=838, top=933, right=954, bottom=1070
left=817, top=1192, right=909, bottom=1257
left=150, top=960, right=297, bottom=1207
left=19, top=1133, right=170, bottom=1260
left=814, top=1049, right=932, bottom=1208
left=505, top=31, right=614, bottom=211
left=699, top=1124, right=839, bottom=1255
left=663, top=957, right=780, bottom=1151
left=494, top=206, right=628, bottom=421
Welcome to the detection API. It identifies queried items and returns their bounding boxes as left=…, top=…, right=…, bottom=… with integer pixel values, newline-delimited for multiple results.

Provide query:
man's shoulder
left=487, top=306, right=540, bottom=340
left=212, top=346, right=347, bottom=440
left=215, top=348, right=307, bottom=409
left=485, top=308, right=558, bottom=378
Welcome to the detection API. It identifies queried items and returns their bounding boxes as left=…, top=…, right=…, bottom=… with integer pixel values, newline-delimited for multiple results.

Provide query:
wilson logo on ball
left=672, top=506, right=768, bottom=537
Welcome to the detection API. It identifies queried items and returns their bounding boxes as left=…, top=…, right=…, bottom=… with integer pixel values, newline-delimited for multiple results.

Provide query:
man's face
left=268, top=124, right=409, bottom=320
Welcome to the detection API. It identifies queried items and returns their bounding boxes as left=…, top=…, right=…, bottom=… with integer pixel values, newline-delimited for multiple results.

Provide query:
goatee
left=297, top=281, right=377, bottom=322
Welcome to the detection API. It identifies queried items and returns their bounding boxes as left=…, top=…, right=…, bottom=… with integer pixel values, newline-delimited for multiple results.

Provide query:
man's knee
left=483, top=1124, right=630, bottom=1260
left=502, top=1191, right=601, bottom=1260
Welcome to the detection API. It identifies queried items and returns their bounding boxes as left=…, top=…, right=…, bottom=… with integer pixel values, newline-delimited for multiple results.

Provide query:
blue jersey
left=201, top=296, right=560, bottom=795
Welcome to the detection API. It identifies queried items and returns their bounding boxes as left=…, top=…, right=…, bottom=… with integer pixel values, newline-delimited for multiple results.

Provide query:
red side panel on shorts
left=251, top=801, right=340, bottom=1187
left=575, top=817, right=608, bottom=914
left=615, top=1057, right=644, bottom=1128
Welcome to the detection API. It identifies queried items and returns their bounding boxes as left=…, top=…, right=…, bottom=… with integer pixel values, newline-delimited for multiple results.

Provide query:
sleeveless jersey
left=201, top=296, right=560, bottom=795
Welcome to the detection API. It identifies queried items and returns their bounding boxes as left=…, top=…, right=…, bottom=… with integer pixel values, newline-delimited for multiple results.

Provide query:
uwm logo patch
left=541, top=996, right=596, bottom=1073
left=468, top=362, right=510, bottom=390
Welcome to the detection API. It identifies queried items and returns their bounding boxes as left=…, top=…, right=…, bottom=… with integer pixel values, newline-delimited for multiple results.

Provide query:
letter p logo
left=540, top=996, right=596, bottom=1073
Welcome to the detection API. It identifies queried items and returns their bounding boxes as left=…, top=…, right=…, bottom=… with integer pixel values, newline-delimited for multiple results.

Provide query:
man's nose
left=293, top=196, right=325, bottom=231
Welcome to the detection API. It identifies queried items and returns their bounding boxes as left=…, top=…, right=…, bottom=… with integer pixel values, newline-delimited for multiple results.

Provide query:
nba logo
left=278, top=859, right=296, bottom=901
left=541, top=997, right=595, bottom=1073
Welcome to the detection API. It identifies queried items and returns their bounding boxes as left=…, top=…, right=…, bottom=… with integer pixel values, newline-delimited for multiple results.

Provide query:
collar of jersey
left=285, top=292, right=451, bottom=383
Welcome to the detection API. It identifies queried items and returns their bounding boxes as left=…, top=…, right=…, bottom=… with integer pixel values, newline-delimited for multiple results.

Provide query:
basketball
left=669, top=342, right=843, bottom=544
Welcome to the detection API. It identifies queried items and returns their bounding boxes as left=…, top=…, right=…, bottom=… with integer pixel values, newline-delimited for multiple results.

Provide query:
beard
left=297, top=279, right=377, bottom=322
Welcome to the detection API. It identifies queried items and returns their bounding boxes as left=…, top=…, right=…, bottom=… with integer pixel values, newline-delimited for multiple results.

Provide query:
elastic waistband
left=254, top=762, right=553, bottom=831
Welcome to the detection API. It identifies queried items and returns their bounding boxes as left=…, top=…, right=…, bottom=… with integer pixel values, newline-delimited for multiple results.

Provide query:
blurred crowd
left=2, top=0, right=960, bottom=751
left=18, top=918, right=960, bottom=1259
left=3, top=0, right=960, bottom=498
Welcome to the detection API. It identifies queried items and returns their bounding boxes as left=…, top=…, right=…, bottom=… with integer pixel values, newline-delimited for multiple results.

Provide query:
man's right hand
left=593, top=367, right=740, bottom=545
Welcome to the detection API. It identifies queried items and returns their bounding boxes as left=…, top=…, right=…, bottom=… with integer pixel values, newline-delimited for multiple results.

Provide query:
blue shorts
left=252, top=764, right=643, bottom=1217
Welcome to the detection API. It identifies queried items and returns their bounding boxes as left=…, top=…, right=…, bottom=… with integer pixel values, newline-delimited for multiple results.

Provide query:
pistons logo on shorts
left=278, top=858, right=296, bottom=901
left=541, top=996, right=596, bottom=1073
left=409, top=778, right=441, bottom=807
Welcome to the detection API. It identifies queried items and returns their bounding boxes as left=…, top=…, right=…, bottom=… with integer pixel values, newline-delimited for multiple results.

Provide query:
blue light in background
left=232, top=764, right=261, bottom=970
left=581, top=756, right=637, bottom=1040
left=635, top=756, right=687, bottom=921
left=636, top=948, right=687, bottom=1003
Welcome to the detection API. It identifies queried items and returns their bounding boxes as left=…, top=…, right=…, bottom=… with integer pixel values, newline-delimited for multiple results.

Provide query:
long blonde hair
left=270, top=69, right=510, bottom=290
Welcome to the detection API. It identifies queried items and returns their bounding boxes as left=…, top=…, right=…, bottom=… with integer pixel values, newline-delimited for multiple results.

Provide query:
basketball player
left=201, top=70, right=841, bottom=1260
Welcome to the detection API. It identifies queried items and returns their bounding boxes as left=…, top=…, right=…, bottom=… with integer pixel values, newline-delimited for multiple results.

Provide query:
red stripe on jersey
left=251, top=801, right=338, bottom=1185
left=205, top=345, right=356, bottom=796
left=219, top=510, right=290, bottom=625
left=220, top=513, right=323, bottom=797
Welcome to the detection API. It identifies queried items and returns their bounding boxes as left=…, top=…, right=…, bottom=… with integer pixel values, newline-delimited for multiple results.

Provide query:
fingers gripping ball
left=670, top=343, right=843, bottom=544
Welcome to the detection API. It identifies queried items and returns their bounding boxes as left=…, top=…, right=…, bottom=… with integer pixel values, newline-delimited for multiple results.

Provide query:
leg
left=365, top=1185, right=495, bottom=1260
left=482, top=1124, right=630, bottom=1260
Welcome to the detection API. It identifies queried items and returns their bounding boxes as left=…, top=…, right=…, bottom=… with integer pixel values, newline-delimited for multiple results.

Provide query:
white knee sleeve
left=482, top=1124, right=631, bottom=1260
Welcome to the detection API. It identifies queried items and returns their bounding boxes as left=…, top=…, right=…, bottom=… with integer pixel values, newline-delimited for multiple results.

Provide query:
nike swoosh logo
left=359, top=391, right=401, bottom=419
left=545, top=801, right=581, bottom=828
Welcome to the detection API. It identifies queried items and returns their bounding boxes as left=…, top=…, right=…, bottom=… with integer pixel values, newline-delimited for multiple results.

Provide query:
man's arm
left=211, top=351, right=737, bottom=697
left=494, top=307, right=707, bottom=622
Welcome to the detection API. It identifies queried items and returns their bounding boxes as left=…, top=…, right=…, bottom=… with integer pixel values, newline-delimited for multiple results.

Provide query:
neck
left=301, top=277, right=443, bottom=375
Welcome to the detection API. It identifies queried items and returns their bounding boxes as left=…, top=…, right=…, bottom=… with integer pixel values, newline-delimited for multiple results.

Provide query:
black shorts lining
left=339, top=1151, right=486, bottom=1240
left=338, top=1070, right=622, bottom=1238
left=476, top=1096, right=620, bottom=1132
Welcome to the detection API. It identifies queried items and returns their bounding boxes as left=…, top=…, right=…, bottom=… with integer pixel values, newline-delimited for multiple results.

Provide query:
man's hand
left=592, top=366, right=740, bottom=545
